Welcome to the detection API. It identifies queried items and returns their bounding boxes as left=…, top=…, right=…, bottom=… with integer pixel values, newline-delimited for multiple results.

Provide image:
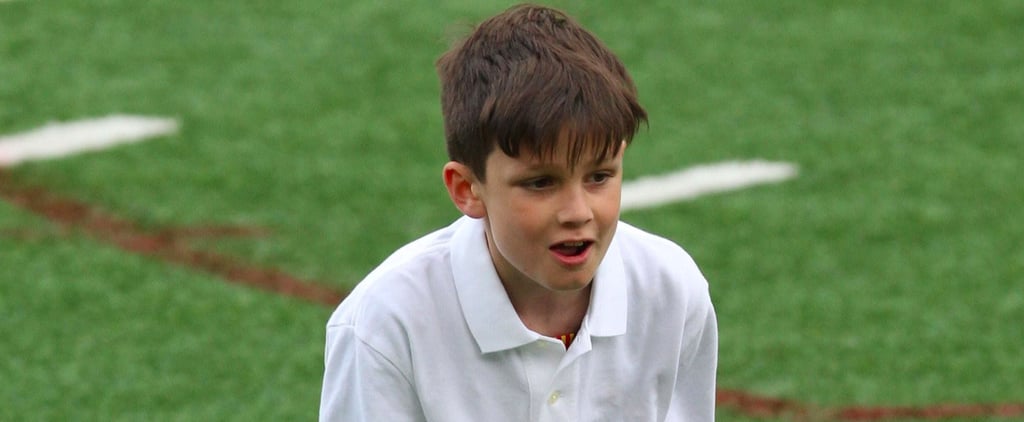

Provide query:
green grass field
left=2, top=0, right=1022, bottom=420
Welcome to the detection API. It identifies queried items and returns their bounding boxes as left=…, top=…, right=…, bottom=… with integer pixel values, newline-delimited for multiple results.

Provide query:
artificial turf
left=2, top=0, right=1021, bottom=420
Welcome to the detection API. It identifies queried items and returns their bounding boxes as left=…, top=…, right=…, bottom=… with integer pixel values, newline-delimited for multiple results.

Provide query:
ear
left=442, top=161, right=486, bottom=218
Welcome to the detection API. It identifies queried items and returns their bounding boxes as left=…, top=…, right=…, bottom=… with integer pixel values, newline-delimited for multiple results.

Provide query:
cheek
left=493, top=193, right=546, bottom=228
left=597, top=190, right=623, bottom=220
left=489, top=209, right=546, bottom=260
left=493, top=215, right=537, bottom=249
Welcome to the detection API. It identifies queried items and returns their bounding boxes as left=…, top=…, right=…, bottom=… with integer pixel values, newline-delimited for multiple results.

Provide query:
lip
left=549, top=240, right=594, bottom=266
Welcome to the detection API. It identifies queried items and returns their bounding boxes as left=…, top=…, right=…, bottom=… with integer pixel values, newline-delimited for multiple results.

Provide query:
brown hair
left=436, top=4, right=647, bottom=179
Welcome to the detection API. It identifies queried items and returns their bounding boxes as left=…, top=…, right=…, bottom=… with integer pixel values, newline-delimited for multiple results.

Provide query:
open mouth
left=550, top=240, right=593, bottom=257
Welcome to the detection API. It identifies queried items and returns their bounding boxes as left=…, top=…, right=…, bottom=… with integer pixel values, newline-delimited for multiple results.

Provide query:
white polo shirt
left=320, top=216, right=717, bottom=422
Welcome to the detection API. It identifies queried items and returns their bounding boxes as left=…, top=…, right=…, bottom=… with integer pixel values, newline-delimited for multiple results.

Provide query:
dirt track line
left=718, top=389, right=1024, bottom=420
left=0, top=171, right=344, bottom=306
left=1, top=171, right=1021, bottom=421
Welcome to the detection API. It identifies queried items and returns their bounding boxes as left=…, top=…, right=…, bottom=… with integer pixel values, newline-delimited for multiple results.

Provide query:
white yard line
left=0, top=115, right=178, bottom=167
left=621, top=160, right=798, bottom=211
left=0, top=116, right=792, bottom=209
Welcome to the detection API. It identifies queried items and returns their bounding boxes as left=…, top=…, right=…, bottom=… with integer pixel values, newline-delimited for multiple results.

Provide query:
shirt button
left=548, top=391, right=561, bottom=405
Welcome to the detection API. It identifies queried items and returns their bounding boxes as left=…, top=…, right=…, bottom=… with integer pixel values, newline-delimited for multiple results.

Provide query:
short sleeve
left=319, top=324, right=426, bottom=422
left=670, top=288, right=719, bottom=421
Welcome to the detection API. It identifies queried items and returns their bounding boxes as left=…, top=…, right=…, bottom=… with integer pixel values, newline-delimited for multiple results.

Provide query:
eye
left=521, top=177, right=555, bottom=190
left=588, top=171, right=615, bottom=185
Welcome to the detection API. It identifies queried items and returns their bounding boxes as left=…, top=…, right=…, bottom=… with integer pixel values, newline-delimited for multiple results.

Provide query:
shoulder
left=326, top=218, right=465, bottom=331
left=613, top=221, right=712, bottom=310
left=614, top=221, right=702, bottom=278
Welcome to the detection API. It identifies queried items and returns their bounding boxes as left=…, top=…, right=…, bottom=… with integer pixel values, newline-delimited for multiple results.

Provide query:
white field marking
left=621, top=160, right=798, bottom=211
left=0, top=115, right=179, bottom=167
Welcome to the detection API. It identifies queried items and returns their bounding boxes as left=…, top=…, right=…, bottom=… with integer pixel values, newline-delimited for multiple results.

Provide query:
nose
left=556, top=185, right=594, bottom=226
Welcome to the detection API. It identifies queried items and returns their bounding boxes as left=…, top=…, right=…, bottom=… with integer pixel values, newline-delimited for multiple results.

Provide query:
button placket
left=547, top=390, right=561, bottom=405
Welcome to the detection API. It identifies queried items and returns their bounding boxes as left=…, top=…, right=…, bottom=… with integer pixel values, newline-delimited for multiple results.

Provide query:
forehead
left=487, top=138, right=623, bottom=173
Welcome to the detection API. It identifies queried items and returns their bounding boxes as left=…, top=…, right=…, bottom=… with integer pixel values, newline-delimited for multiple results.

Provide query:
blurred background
left=1, top=1, right=1021, bottom=420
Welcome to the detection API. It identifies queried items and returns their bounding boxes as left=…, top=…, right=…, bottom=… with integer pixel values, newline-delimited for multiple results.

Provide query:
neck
left=504, top=282, right=592, bottom=337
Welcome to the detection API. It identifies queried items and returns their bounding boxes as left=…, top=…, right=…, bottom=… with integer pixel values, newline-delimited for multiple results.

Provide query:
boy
left=320, top=4, right=717, bottom=421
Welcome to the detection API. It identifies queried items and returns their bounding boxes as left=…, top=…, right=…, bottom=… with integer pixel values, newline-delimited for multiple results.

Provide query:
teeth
left=562, top=241, right=586, bottom=247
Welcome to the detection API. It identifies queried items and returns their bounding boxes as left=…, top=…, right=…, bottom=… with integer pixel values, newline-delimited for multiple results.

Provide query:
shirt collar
left=451, top=217, right=628, bottom=355
left=586, top=232, right=628, bottom=337
left=451, top=217, right=539, bottom=354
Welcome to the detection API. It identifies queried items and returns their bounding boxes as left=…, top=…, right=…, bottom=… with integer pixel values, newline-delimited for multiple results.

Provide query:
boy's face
left=473, top=141, right=624, bottom=294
